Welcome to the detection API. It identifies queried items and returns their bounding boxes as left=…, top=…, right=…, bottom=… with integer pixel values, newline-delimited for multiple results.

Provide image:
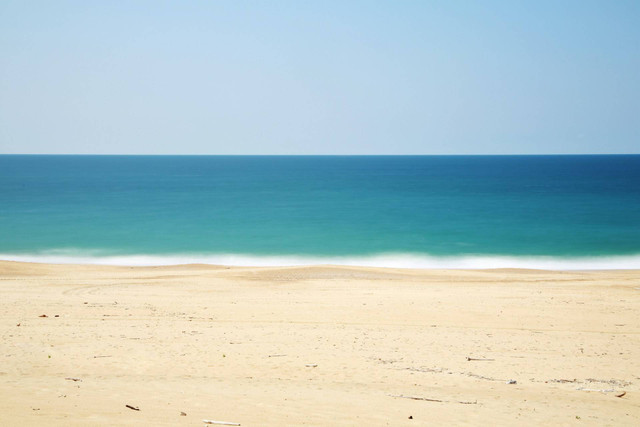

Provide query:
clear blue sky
left=1, top=1, right=638, bottom=154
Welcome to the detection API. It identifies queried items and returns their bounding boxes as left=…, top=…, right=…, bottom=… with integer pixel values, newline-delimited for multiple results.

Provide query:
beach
left=1, top=261, right=638, bottom=425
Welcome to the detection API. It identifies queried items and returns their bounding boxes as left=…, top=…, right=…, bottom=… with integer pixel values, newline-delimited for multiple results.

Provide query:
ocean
left=1, top=155, right=639, bottom=269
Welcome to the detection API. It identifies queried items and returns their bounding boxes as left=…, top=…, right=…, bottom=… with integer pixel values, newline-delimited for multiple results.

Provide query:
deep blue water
left=1, top=155, right=639, bottom=268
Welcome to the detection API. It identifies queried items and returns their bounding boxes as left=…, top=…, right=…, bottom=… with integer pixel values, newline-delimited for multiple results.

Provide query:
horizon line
left=1, top=153, right=639, bottom=157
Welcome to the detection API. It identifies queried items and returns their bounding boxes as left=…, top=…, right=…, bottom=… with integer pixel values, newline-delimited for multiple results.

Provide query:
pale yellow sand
left=1, top=261, right=639, bottom=426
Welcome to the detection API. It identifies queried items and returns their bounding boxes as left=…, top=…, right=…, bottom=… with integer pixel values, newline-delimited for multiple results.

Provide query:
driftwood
left=616, top=391, right=627, bottom=398
left=390, top=394, right=442, bottom=402
left=65, top=377, right=82, bottom=382
left=125, top=405, right=140, bottom=411
left=389, top=395, right=477, bottom=405
left=202, top=420, right=241, bottom=426
left=466, top=357, right=494, bottom=361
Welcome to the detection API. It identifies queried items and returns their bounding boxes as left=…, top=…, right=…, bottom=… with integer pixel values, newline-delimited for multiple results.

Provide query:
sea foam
left=2, top=251, right=639, bottom=270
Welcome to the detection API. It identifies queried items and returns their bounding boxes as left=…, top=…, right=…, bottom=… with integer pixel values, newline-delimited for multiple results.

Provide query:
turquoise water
left=1, top=155, right=639, bottom=268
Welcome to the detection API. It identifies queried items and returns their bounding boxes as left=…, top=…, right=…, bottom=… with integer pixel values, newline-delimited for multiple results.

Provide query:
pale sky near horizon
left=1, top=1, right=638, bottom=155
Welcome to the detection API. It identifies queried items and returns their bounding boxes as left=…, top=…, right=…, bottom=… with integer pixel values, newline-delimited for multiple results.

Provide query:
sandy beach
left=1, top=261, right=639, bottom=426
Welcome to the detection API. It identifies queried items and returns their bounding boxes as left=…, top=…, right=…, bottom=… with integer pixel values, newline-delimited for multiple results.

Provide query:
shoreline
left=1, top=260, right=639, bottom=425
left=2, top=253, right=640, bottom=270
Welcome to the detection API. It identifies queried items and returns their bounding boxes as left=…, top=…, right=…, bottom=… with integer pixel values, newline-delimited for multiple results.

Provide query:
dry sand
left=1, top=261, right=639, bottom=426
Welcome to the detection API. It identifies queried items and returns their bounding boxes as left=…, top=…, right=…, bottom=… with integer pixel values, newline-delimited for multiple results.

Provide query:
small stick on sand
left=202, top=420, right=241, bottom=426
left=65, top=377, right=82, bottom=382
left=125, top=405, right=140, bottom=411
left=466, top=357, right=495, bottom=361
left=389, top=394, right=443, bottom=402
left=390, top=395, right=478, bottom=404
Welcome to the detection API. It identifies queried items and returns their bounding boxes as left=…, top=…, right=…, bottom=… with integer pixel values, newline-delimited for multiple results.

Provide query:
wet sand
left=1, top=261, right=639, bottom=425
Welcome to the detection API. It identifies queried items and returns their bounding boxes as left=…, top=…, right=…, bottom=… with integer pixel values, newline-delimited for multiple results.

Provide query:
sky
left=0, top=1, right=638, bottom=155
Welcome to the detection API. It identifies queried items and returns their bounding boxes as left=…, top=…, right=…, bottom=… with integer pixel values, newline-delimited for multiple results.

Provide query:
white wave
left=1, top=250, right=639, bottom=270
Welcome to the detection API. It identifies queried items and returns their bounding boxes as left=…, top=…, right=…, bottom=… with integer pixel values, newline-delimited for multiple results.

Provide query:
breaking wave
left=1, top=250, right=639, bottom=270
